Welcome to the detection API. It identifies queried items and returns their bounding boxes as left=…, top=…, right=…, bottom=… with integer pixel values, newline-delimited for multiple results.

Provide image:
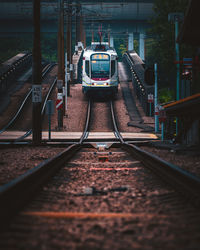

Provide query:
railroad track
left=0, top=63, right=56, bottom=138
left=0, top=98, right=200, bottom=248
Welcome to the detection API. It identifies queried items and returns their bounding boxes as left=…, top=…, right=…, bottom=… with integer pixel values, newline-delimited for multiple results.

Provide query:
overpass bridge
left=0, top=0, right=155, bottom=60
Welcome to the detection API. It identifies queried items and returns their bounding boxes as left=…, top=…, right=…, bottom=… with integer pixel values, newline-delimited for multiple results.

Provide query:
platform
left=0, top=131, right=158, bottom=141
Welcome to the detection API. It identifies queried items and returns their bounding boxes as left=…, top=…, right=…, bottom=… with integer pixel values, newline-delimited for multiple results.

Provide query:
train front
left=82, top=51, right=118, bottom=95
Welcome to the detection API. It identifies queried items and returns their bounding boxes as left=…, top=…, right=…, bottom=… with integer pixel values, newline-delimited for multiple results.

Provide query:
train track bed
left=1, top=145, right=200, bottom=249
left=0, top=82, right=32, bottom=128
left=140, top=143, right=200, bottom=178
left=0, top=145, right=67, bottom=186
left=0, top=64, right=57, bottom=130
left=53, top=84, right=88, bottom=132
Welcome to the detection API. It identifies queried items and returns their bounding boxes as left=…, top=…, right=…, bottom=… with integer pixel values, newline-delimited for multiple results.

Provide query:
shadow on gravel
left=120, top=81, right=154, bottom=132
left=86, top=91, right=117, bottom=102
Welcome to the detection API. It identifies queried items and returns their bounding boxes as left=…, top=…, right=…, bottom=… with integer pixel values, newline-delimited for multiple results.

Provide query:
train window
left=91, top=60, right=110, bottom=78
left=85, top=60, right=90, bottom=76
left=111, top=60, right=115, bottom=77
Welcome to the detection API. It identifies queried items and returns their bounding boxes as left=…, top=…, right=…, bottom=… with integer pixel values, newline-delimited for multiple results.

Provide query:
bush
left=158, top=88, right=174, bottom=104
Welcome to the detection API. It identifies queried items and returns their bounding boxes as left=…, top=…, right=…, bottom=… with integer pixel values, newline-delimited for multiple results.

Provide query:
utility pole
left=108, top=27, right=110, bottom=46
left=76, top=3, right=81, bottom=46
left=57, top=0, right=65, bottom=128
left=66, top=0, right=72, bottom=94
left=168, top=12, right=184, bottom=101
left=83, top=21, right=86, bottom=48
left=168, top=12, right=184, bottom=136
left=32, top=0, right=42, bottom=144
left=91, top=23, right=94, bottom=43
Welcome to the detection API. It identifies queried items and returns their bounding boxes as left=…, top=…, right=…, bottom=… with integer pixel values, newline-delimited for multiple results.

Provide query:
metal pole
left=175, top=19, right=180, bottom=136
left=65, top=52, right=68, bottom=111
left=161, top=122, right=164, bottom=141
left=76, top=3, right=81, bottom=46
left=80, top=15, right=84, bottom=46
left=57, top=0, right=64, bottom=128
left=67, top=1, right=73, bottom=90
left=48, top=113, right=51, bottom=141
left=91, top=23, right=94, bottom=43
left=61, top=0, right=65, bottom=116
left=32, top=0, right=42, bottom=145
left=108, top=29, right=110, bottom=46
left=154, top=63, right=159, bottom=133
left=175, top=19, right=180, bottom=101
left=150, top=102, right=152, bottom=117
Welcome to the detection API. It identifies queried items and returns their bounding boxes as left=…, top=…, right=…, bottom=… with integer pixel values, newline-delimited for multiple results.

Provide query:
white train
left=81, top=42, right=119, bottom=95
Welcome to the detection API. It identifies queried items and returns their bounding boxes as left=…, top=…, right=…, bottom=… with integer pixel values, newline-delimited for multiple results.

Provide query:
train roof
left=83, top=48, right=117, bottom=59
left=85, top=42, right=116, bottom=53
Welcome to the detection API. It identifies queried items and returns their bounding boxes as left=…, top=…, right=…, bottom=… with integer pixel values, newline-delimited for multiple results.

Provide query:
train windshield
left=91, top=54, right=110, bottom=79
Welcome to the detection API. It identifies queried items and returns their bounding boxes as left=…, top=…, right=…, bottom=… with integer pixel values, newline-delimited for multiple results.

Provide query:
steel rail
left=79, top=99, right=123, bottom=144
left=122, top=143, right=200, bottom=204
left=0, top=97, right=96, bottom=227
left=14, top=65, right=57, bottom=141
left=79, top=98, right=91, bottom=144
left=0, top=95, right=200, bottom=234
left=110, top=100, right=124, bottom=144
left=0, top=89, right=32, bottom=134
left=0, top=63, right=55, bottom=135
left=0, top=143, right=81, bottom=228
left=110, top=99, right=200, bottom=204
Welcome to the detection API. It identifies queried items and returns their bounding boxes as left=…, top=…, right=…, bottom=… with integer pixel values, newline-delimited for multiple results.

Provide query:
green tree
left=148, top=0, right=196, bottom=96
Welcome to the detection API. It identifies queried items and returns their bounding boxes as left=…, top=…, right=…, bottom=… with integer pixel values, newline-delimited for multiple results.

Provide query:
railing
left=123, top=51, right=154, bottom=116
left=0, top=52, right=32, bottom=93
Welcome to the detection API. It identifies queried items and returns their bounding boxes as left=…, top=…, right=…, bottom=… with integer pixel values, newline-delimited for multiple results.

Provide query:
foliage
left=114, top=38, right=127, bottom=61
left=0, top=35, right=32, bottom=63
left=158, top=88, right=174, bottom=103
left=41, top=33, right=57, bottom=62
left=118, top=44, right=126, bottom=58
left=147, top=0, right=196, bottom=93
left=0, top=33, right=58, bottom=64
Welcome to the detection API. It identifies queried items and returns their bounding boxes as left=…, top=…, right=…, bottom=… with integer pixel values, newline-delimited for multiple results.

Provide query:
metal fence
left=0, top=52, right=32, bottom=93
left=123, top=51, right=154, bottom=116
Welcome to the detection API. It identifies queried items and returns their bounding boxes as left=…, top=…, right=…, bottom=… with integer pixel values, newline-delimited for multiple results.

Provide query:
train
left=80, top=42, right=119, bottom=95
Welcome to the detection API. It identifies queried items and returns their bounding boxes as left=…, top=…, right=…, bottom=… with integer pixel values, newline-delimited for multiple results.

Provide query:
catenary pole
left=57, top=0, right=64, bottom=128
left=32, top=0, right=42, bottom=144
left=67, top=1, right=72, bottom=94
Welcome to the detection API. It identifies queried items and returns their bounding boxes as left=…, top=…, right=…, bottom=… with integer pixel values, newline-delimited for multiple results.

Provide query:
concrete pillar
left=128, top=33, right=134, bottom=51
left=139, top=33, right=145, bottom=61
left=110, top=35, right=114, bottom=48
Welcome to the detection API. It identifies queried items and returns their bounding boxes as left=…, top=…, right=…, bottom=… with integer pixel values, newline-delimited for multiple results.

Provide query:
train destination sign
left=92, top=54, right=109, bottom=60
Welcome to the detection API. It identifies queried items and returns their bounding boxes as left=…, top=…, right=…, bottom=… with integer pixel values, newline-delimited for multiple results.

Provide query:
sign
left=57, top=79, right=63, bottom=89
left=32, top=85, right=42, bottom=103
left=56, top=93, right=63, bottom=110
left=148, top=94, right=154, bottom=103
left=91, top=54, right=109, bottom=60
left=183, top=58, right=192, bottom=66
left=70, top=64, right=73, bottom=71
left=78, top=41, right=83, bottom=48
